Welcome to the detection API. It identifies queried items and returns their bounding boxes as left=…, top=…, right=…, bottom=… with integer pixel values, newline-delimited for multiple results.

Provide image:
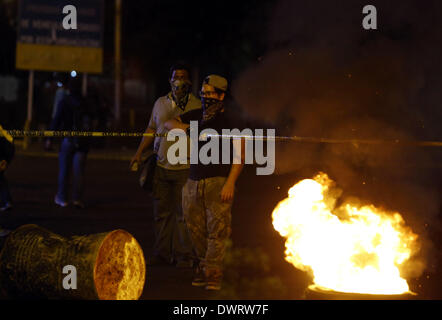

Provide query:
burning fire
left=272, top=172, right=419, bottom=295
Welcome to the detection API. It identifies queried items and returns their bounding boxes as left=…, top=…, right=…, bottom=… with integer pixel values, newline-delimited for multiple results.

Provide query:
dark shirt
left=50, top=94, right=82, bottom=131
left=180, top=108, right=240, bottom=181
left=50, top=93, right=92, bottom=152
left=0, top=137, right=14, bottom=164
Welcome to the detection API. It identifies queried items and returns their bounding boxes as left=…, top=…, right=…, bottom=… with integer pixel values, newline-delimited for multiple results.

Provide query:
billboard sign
left=16, top=0, right=104, bottom=73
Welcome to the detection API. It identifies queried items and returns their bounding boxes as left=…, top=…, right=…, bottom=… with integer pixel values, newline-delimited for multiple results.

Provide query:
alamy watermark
left=62, top=5, right=77, bottom=30
left=166, top=121, right=275, bottom=176
left=362, top=5, right=377, bottom=30
left=62, top=265, right=77, bottom=290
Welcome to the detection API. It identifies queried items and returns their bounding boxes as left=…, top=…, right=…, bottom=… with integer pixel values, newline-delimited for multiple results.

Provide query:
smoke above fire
left=232, top=0, right=442, bottom=280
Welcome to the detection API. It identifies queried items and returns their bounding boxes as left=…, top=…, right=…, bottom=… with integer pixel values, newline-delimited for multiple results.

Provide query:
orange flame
left=272, top=172, right=419, bottom=294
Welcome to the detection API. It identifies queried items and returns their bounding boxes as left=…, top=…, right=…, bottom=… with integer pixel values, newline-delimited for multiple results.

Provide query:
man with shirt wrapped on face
left=165, top=75, right=245, bottom=290
left=130, top=64, right=201, bottom=268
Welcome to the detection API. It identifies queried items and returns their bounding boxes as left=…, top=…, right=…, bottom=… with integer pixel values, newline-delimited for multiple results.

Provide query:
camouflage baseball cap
left=203, top=75, right=228, bottom=92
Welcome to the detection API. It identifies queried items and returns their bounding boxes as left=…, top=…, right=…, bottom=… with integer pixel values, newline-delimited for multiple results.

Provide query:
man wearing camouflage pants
left=165, top=75, right=244, bottom=290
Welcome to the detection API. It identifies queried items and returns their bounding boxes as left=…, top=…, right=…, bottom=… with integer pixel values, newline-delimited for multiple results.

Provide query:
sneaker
left=54, top=196, right=68, bottom=208
left=205, top=269, right=222, bottom=291
left=176, top=259, right=193, bottom=269
left=0, top=202, right=12, bottom=212
left=205, top=281, right=222, bottom=291
left=0, top=228, right=10, bottom=237
left=73, top=201, right=85, bottom=209
left=192, top=266, right=207, bottom=287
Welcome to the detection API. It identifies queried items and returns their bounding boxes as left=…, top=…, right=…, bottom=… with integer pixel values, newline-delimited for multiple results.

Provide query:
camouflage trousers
left=182, top=177, right=232, bottom=277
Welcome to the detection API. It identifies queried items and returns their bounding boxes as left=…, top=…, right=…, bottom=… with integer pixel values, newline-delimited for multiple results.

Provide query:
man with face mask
left=165, top=75, right=245, bottom=290
left=130, top=64, right=201, bottom=268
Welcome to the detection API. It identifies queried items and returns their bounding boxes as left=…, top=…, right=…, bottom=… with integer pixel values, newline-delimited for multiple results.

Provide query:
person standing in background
left=49, top=77, right=94, bottom=209
left=45, top=73, right=69, bottom=151
left=130, top=63, right=201, bottom=268
left=0, top=124, right=14, bottom=213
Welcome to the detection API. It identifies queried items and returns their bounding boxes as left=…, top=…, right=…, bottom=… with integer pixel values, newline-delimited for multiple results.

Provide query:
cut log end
left=94, top=230, right=145, bottom=300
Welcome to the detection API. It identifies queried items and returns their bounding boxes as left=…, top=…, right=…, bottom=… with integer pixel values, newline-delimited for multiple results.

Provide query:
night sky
left=119, top=0, right=272, bottom=87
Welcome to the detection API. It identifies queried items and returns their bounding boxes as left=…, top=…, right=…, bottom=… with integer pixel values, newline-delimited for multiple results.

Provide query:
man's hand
left=129, top=153, right=142, bottom=171
left=220, top=180, right=235, bottom=203
left=0, top=160, right=7, bottom=172
left=131, top=127, right=155, bottom=171
left=44, top=139, right=52, bottom=151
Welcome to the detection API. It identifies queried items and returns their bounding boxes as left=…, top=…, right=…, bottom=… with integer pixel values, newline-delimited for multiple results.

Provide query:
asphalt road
left=1, top=152, right=441, bottom=300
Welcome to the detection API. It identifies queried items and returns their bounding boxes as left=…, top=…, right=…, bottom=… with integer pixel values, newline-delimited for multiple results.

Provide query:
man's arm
left=45, top=99, right=65, bottom=150
left=164, top=117, right=189, bottom=131
left=220, top=138, right=245, bottom=203
left=130, top=126, right=155, bottom=169
left=49, top=98, right=65, bottom=131
left=0, top=132, right=15, bottom=171
left=0, top=160, right=7, bottom=172
left=165, top=108, right=202, bottom=131
left=130, top=102, right=160, bottom=169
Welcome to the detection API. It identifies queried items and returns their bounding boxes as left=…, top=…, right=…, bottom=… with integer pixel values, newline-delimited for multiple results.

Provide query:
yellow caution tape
left=0, top=130, right=441, bottom=147
left=1, top=130, right=165, bottom=138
